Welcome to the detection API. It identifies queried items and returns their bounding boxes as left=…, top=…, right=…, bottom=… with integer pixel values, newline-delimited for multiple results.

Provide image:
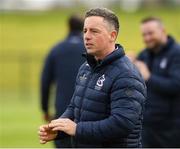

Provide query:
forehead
left=141, top=21, right=161, bottom=30
left=84, top=16, right=107, bottom=28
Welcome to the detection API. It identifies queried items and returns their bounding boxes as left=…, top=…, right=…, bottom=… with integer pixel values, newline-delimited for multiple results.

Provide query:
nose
left=84, top=30, right=92, bottom=41
left=144, top=34, right=152, bottom=43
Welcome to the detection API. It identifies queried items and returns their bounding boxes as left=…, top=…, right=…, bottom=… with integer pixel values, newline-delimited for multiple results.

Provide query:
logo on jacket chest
left=79, top=73, right=87, bottom=83
left=95, top=74, right=105, bottom=90
left=160, top=57, right=168, bottom=69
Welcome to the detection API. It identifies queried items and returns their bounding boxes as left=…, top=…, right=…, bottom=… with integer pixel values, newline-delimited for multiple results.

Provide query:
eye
left=83, top=29, right=87, bottom=33
left=92, top=30, right=96, bottom=32
left=91, top=30, right=98, bottom=33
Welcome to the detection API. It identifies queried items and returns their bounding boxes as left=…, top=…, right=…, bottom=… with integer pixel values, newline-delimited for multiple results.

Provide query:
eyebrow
left=84, top=27, right=100, bottom=30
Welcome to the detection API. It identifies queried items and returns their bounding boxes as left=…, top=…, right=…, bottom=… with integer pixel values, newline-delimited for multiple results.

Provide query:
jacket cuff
left=74, top=122, right=83, bottom=141
left=55, top=131, right=69, bottom=140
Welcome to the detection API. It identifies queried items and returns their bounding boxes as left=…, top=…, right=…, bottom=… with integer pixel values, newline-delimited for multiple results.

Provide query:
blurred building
left=0, top=0, right=180, bottom=12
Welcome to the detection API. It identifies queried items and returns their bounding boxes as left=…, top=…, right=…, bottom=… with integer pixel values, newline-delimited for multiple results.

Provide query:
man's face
left=141, top=21, right=165, bottom=49
left=83, top=16, right=113, bottom=57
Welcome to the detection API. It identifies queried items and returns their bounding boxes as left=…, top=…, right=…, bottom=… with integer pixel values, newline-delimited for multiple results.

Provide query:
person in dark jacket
left=40, top=15, right=85, bottom=148
left=135, top=17, right=180, bottom=147
left=38, top=8, right=146, bottom=148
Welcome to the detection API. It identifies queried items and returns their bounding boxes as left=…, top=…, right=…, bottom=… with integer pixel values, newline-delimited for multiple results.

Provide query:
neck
left=95, top=44, right=116, bottom=60
left=151, top=35, right=168, bottom=54
left=161, top=35, right=168, bottom=45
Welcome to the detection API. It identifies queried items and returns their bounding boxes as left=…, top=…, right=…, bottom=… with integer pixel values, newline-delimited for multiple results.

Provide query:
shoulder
left=113, top=56, right=142, bottom=78
left=76, top=61, right=90, bottom=75
left=110, top=56, right=146, bottom=103
left=105, top=55, right=145, bottom=90
left=164, top=42, right=180, bottom=63
left=170, top=42, right=180, bottom=54
left=47, top=41, right=65, bottom=57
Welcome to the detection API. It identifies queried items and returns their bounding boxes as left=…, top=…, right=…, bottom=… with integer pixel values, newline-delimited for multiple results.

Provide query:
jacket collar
left=83, top=44, right=125, bottom=70
left=160, top=35, right=175, bottom=54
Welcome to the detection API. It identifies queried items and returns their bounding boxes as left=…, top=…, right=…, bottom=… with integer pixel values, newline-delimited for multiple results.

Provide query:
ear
left=109, top=30, right=117, bottom=42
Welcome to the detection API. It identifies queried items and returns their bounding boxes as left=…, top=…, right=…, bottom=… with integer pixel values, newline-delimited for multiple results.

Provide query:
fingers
left=51, top=118, right=68, bottom=124
left=135, top=60, right=145, bottom=66
left=52, top=126, right=65, bottom=131
left=39, top=125, right=45, bottom=132
left=38, top=131, right=51, bottom=144
left=40, top=139, right=47, bottom=144
left=38, top=119, right=69, bottom=144
left=38, top=125, right=47, bottom=137
left=49, top=122, right=65, bottom=128
left=38, top=124, right=50, bottom=144
left=38, top=130, right=47, bottom=142
left=49, top=118, right=68, bottom=128
left=38, top=130, right=47, bottom=137
left=49, top=120, right=66, bottom=131
left=39, top=124, right=49, bottom=132
left=48, top=118, right=70, bottom=132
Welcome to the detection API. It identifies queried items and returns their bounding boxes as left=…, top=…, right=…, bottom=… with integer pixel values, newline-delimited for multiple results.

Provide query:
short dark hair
left=68, top=15, right=84, bottom=32
left=141, top=16, right=163, bottom=25
left=85, top=8, right=119, bottom=33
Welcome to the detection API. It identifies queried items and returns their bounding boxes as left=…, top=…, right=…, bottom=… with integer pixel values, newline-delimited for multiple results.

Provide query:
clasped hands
left=38, top=118, right=77, bottom=144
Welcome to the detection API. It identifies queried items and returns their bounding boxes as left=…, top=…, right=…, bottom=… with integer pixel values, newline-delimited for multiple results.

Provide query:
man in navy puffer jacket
left=38, top=8, right=146, bottom=148
left=135, top=17, right=180, bottom=147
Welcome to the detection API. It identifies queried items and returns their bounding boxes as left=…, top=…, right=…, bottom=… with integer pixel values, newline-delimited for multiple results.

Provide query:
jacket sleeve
left=40, top=51, right=55, bottom=114
left=55, top=94, right=76, bottom=140
left=60, top=93, right=75, bottom=120
left=74, top=76, right=146, bottom=143
left=54, top=97, right=75, bottom=140
left=55, top=72, right=80, bottom=140
left=59, top=63, right=85, bottom=119
left=147, top=52, right=180, bottom=95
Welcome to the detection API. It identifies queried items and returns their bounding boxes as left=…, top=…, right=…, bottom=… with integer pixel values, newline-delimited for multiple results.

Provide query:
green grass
left=0, top=91, right=53, bottom=148
left=0, top=7, right=180, bottom=147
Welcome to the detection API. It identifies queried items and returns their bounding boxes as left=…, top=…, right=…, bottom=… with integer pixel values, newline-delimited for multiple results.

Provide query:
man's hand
left=38, top=124, right=57, bottom=144
left=49, top=118, right=77, bottom=136
left=134, top=60, right=151, bottom=81
left=126, top=51, right=136, bottom=63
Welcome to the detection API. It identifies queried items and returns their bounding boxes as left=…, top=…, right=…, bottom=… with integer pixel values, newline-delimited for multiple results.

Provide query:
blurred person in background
left=38, top=8, right=146, bottom=148
left=40, top=14, right=85, bottom=148
left=135, top=17, right=180, bottom=147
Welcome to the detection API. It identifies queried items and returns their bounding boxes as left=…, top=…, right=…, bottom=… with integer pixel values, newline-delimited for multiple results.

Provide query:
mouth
left=85, top=43, right=93, bottom=47
left=85, top=43, right=94, bottom=48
